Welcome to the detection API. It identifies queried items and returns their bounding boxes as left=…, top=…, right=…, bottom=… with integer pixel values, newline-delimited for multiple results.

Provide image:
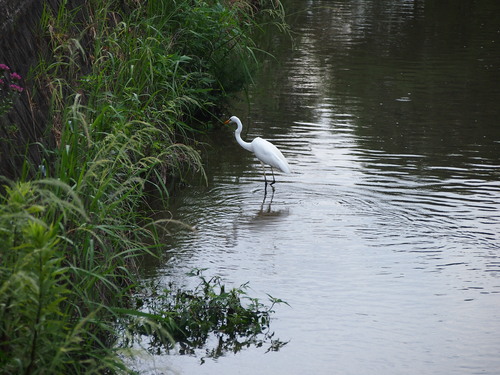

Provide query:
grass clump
left=1, top=0, right=288, bottom=373
left=0, top=179, right=128, bottom=374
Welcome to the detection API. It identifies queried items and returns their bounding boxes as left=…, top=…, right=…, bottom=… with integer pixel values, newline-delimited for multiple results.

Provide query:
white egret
left=224, top=116, right=291, bottom=185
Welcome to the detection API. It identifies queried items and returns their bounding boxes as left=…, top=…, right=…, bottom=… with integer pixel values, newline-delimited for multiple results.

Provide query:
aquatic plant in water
left=122, top=269, right=288, bottom=361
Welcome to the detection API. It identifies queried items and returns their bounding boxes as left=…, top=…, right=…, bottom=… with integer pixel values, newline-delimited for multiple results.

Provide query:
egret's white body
left=225, top=116, right=291, bottom=185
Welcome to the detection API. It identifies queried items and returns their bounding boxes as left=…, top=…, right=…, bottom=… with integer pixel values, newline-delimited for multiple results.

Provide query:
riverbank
left=0, top=1, right=286, bottom=373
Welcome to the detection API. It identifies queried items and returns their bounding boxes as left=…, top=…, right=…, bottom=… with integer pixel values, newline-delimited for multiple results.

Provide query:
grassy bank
left=0, top=0, right=286, bottom=373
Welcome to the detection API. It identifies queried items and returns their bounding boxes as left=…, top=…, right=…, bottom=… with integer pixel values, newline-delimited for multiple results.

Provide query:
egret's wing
left=252, top=138, right=291, bottom=173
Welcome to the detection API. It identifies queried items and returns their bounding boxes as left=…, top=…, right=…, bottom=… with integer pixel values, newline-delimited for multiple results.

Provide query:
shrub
left=0, top=64, right=24, bottom=116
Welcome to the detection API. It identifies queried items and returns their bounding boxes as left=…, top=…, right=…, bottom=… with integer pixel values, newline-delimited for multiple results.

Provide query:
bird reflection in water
left=248, top=186, right=290, bottom=229
left=261, top=185, right=275, bottom=214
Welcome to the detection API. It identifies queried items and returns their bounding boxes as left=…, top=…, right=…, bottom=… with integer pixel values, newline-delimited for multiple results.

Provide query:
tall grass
left=1, top=0, right=287, bottom=373
left=0, top=178, right=128, bottom=373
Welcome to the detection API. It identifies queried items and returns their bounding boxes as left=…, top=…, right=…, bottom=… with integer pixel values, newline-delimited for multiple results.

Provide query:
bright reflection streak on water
left=130, top=1, right=500, bottom=374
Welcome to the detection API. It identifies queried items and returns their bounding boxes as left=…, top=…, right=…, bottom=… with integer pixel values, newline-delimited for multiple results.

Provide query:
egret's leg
left=261, top=162, right=268, bottom=185
left=270, top=167, right=276, bottom=185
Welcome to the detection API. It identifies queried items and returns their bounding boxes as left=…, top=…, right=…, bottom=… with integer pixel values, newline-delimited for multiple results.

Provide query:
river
left=130, top=1, right=500, bottom=374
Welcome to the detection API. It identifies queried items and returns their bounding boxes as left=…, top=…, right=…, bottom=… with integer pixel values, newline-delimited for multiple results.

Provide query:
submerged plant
left=122, top=269, right=288, bottom=360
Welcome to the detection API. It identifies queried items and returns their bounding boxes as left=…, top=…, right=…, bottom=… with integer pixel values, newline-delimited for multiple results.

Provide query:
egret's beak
left=224, top=119, right=231, bottom=125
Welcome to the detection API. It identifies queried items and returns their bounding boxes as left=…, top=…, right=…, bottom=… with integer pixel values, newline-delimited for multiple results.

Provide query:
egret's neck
left=234, top=120, right=253, bottom=152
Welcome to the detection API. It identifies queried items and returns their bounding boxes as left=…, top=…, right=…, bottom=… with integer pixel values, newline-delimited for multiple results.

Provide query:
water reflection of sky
left=133, top=1, right=500, bottom=374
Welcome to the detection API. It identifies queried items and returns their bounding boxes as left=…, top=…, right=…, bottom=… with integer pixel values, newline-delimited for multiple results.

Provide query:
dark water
left=130, top=1, right=500, bottom=374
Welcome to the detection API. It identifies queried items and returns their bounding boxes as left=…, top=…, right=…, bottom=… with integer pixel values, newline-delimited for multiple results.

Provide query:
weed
left=0, top=179, right=128, bottom=374
left=0, top=64, right=24, bottom=116
left=122, top=269, right=288, bottom=360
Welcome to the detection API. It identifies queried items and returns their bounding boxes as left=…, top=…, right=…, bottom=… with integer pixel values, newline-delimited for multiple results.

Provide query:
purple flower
left=0, top=64, right=10, bottom=71
left=10, top=72, right=22, bottom=80
left=9, top=84, right=24, bottom=93
left=0, top=79, right=4, bottom=85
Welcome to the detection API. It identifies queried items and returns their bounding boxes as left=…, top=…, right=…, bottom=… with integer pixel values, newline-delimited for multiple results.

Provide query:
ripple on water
left=143, top=0, right=500, bottom=372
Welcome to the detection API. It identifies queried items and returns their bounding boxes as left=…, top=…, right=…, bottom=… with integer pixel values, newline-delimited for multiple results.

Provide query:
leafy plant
left=122, top=269, right=288, bottom=360
left=0, top=64, right=24, bottom=116
left=0, top=179, right=129, bottom=374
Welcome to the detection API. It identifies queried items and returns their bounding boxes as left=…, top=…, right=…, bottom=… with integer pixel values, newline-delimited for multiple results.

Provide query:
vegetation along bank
left=0, top=0, right=287, bottom=373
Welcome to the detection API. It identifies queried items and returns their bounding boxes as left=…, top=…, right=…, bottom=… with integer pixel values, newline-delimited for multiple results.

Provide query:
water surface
left=131, top=1, right=500, bottom=374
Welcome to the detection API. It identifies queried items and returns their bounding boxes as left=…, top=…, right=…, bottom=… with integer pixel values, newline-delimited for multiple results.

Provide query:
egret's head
left=224, top=116, right=238, bottom=125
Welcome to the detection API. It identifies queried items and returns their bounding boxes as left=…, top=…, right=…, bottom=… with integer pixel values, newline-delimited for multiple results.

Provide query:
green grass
left=0, top=179, right=128, bottom=374
left=0, top=0, right=288, bottom=373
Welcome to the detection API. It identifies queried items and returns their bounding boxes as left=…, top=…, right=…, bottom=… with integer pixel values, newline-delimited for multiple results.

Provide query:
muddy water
left=132, top=1, right=500, bottom=374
